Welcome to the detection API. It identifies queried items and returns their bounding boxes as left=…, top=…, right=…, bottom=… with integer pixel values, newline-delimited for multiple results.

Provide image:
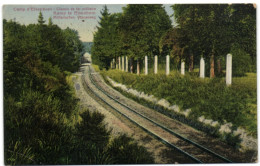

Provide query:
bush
left=4, top=19, right=155, bottom=165
left=107, top=134, right=154, bottom=164
left=75, top=111, right=111, bottom=151
left=5, top=92, right=155, bottom=164
left=101, top=69, right=257, bottom=136
left=69, top=110, right=155, bottom=164
left=4, top=90, right=75, bottom=164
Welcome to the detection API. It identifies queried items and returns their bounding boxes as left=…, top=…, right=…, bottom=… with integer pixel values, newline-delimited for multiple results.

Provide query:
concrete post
left=118, top=57, right=121, bottom=70
left=200, top=57, right=205, bottom=78
left=154, top=55, right=158, bottom=74
left=166, top=55, right=170, bottom=75
left=226, top=54, right=232, bottom=85
left=145, top=56, right=148, bottom=75
left=181, top=61, right=185, bottom=75
left=126, top=56, right=128, bottom=72
left=122, top=56, right=125, bottom=71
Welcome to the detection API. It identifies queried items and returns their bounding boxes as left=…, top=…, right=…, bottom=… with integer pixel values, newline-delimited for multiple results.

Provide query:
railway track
left=81, top=64, right=233, bottom=164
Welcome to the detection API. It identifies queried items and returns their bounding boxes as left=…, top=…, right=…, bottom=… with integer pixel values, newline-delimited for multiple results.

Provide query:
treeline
left=4, top=12, right=154, bottom=164
left=92, top=4, right=256, bottom=77
left=92, top=5, right=171, bottom=71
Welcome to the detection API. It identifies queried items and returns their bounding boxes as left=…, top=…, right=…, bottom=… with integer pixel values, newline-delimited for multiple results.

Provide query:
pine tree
left=92, top=6, right=122, bottom=70
left=48, top=17, right=53, bottom=26
left=119, top=5, right=172, bottom=67
left=38, top=11, right=45, bottom=25
left=172, top=4, right=232, bottom=77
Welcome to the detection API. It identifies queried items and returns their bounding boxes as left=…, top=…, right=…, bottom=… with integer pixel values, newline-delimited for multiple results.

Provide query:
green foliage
left=4, top=14, right=154, bottom=164
left=5, top=141, right=35, bottom=165
left=230, top=4, right=256, bottom=62
left=92, top=6, right=123, bottom=70
left=75, top=111, right=111, bottom=150
left=120, top=5, right=172, bottom=59
left=4, top=90, right=77, bottom=164
left=230, top=44, right=252, bottom=77
left=62, top=27, right=84, bottom=71
left=92, top=5, right=172, bottom=71
left=102, top=70, right=257, bottom=136
left=69, top=111, right=112, bottom=164
left=107, top=134, right=154, bottom=164
left=38, top=11, right=45, bottom=25
left=71, top=112, right=154, bottom=164
left=4, top=14, right=83, bottom=73
left=171, top=4, right=256, bottom=75
left=48, top=17, right=53, bottom=26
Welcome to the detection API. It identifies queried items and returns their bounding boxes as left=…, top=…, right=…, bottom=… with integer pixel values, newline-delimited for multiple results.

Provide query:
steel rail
left=89, top=67, right=233, bottom=163
left=88, top=66, right=234, bottom=163
left=82, top=67, right=203, bottom=163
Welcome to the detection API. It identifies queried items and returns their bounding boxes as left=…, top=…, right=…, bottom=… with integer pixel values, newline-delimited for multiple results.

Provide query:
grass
left=99, top=68, right=257, bottom=137
left=92, top=64, right=101, bottom=72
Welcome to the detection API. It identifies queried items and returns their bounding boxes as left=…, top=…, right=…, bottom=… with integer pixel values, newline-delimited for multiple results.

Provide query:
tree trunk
left=125, top=56, right=128, bottom=72
left=137, top=59, right=140, bottom=75
left=217, top=59, right=222, bottom=75
left=189, top=54, right=194, bottom=72
left=122, top=56, right=125, bottom=71
left=210, top=54, right=215, bottom=78
left=130, top=58, right=133, bottom=73
left=113, top=58, right=116, bottom=69
left=116, top=57, right=118, bottom=69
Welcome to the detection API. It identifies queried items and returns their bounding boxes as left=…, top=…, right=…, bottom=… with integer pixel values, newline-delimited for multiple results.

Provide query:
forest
left=3, top=12, right=154, bottom=164
left=92, top=4, right=256, bottom=77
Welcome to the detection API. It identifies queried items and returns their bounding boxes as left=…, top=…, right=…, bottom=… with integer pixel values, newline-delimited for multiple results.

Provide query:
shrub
left=4, top=19, right=155, bottom=165
left=4, top=90, right=75, bottom=164
left=107, top=134, right=154, bottom=164
left=102, top=69, right=257, bottom=136
left=75, top=111, right=111, bottom=150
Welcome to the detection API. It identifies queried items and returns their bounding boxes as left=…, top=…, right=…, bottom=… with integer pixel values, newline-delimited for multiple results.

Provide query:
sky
left=3, top=4, right=174, bottom=42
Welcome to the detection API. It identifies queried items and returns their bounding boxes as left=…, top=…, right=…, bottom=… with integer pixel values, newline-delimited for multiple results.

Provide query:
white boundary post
left=154, top=55, right=158, bottom=74
left=226, top=54, right=232, bottom=85
left=200, top=57, right=205, bottom=78
left=145, top=56, right=148, bottom=75
left=166, top=55, right=170, bottom=75
left=181, top=61, right=185, bottom=75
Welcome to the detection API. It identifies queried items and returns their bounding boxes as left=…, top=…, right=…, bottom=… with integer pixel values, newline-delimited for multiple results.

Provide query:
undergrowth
left=4, top=20, right=154, bottom=164
left=101, top=69, right=257, bottom=137
left=4, top=74, right=155, bottom=165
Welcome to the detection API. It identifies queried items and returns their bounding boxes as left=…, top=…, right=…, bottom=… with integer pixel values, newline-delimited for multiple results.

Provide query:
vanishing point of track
left=81, top=64, right=233, bottom=164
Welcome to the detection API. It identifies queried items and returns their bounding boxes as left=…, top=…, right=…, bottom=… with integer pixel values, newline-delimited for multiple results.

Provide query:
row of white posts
left=111, top=54, right=232, bottom=85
